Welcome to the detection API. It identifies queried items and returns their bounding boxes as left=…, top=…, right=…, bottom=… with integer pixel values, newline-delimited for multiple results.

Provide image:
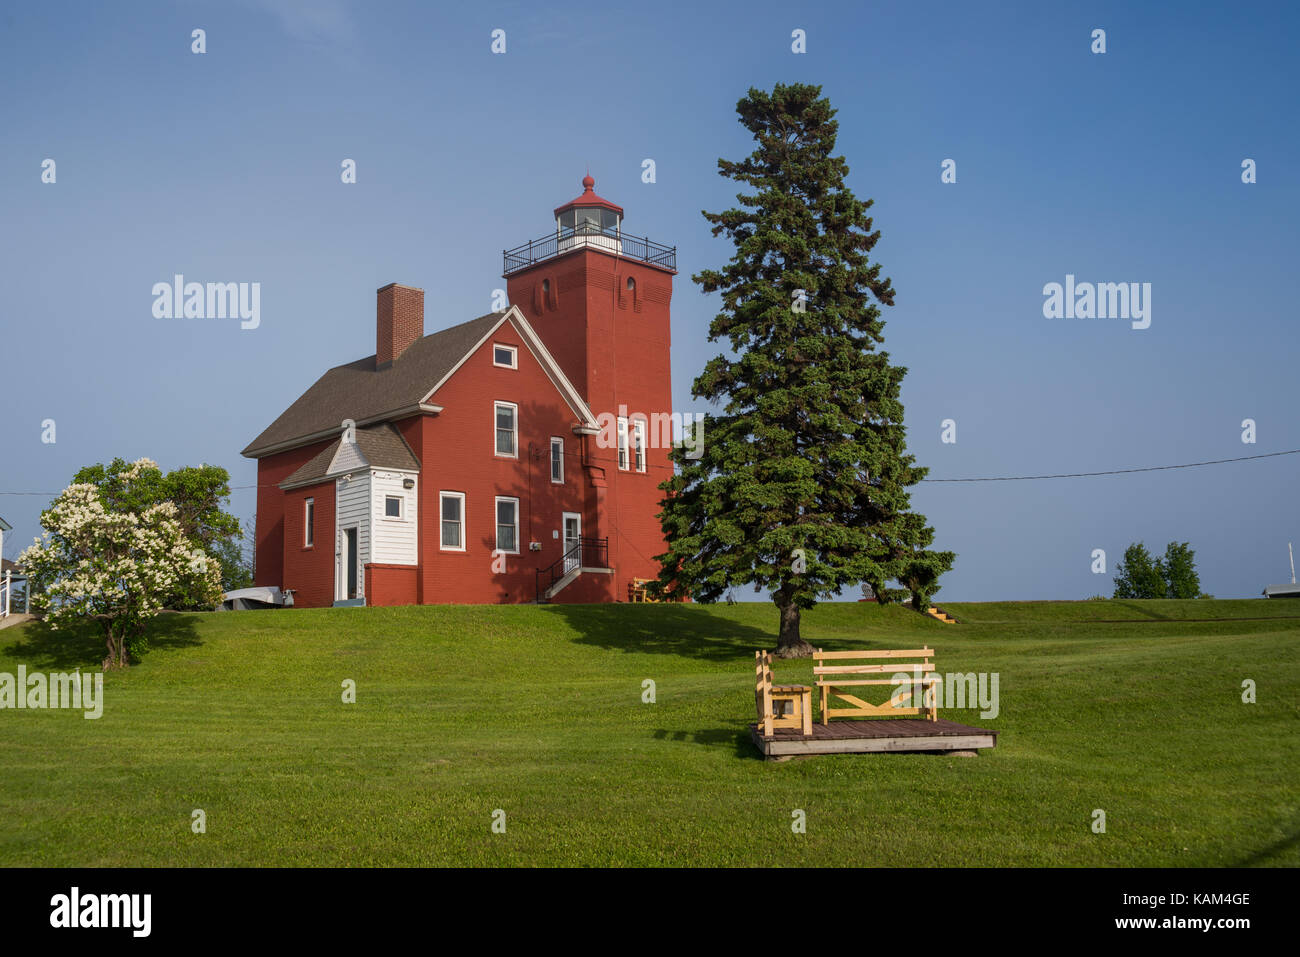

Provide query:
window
left=304, top=498, right=315, bottom=547
left=550, top=437, right=564, bottom=484
left=495, top=402, right=517, bottom=457
left=617, top=416, right=629, bottom=470
left=560, top=207, right=617, bottom=234
left=493, top=344, right=517, bottom=369
left=633, top=419, right=646, bottom=473
left=440, top=492, right=465, bottom=551
left=495, top=497, right=519, bottom=554
left=384, top=495, right=402, bottom=519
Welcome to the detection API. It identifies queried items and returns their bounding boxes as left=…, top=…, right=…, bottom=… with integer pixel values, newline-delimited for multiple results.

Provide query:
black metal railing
left=535, top=536, right=609, bottom=602
left=504, top=225, right=676, bottom=275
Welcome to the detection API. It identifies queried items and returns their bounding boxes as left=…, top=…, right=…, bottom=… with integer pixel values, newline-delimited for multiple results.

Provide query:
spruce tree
left=656, top=83, right=953, bottom=657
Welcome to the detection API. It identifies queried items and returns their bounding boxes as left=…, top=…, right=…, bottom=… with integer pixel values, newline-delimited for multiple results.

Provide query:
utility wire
left=0, top=448, right=1296, bottom=496
left=921, top=448, right=1300, bottom=483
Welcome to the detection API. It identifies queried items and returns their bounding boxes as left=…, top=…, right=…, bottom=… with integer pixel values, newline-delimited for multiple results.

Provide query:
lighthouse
left=503, top=176, right=678, bottom=592
left=244, top=175, right=680, bottom=607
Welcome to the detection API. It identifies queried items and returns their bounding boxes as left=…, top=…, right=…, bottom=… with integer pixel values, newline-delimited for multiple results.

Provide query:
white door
left=562, top=513, right=581, bottom=573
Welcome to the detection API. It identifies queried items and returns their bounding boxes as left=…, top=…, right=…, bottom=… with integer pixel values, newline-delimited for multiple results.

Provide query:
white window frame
left=383, top=495, right=404, bottom=520
left=304, top=497, right=315, bottom=547
left=562, top=512, right=582, bottom=573
left=494, top=496, right=520, bottom=555
left=494, top=401, right=518, bottom=458
left=633, top=419, right=647, bottom=473
left=550, top=437, right=564, bottom=484
left=439, top=491, right=466, bottom=552
left=617, top=416, right=629, bottom=471
left=493, top=343, right=518, bottom=369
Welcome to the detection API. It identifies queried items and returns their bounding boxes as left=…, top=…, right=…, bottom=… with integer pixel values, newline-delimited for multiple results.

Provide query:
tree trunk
left=775, top=600, right=814, bottom=658
left=102, top=619, right=128, bottom=671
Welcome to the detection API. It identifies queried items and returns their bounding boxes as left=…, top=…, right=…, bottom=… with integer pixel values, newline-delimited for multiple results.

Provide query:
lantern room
left=502, top=173, right=676, bottom=276
left=555, top=174, right=624, bottom=254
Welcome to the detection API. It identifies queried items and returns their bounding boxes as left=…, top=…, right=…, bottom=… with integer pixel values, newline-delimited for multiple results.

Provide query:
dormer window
left=493, top=344, right=517, bottom=369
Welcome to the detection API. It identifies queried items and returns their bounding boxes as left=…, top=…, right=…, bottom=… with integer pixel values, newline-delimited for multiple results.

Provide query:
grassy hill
left=1, top=599, right=1296, bottom=866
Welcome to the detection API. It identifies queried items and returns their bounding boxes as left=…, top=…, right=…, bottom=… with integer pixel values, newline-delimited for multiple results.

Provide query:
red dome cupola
left=554, top=174, right=625, bottom=230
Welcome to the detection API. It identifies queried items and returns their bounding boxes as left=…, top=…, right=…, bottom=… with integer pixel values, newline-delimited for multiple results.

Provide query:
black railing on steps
left=535, top=537, right=609, bottom=603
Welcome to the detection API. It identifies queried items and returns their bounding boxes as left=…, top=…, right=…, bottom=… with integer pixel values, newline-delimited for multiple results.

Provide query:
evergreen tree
left=896, top=512, right=951, bottom=611
left=655, top=83, right=953, bottom=657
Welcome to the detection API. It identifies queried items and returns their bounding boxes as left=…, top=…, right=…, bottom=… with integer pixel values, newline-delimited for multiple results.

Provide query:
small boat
left=217, top=586, right=294, bottom=611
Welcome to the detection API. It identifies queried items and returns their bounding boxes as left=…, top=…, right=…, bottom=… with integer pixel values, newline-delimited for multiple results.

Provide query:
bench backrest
left=754, top=650, right=775, bottom=720
left=813, top=647, right=937, bottom=720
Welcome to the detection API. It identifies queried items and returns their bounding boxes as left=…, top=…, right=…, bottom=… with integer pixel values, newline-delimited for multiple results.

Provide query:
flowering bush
left=20, top=460, right=223, bottom=669
left=71, top=456, right=249, bottom=603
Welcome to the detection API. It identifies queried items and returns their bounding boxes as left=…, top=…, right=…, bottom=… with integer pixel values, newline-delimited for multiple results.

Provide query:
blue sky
left=2, top=0, right=1297, bottom=600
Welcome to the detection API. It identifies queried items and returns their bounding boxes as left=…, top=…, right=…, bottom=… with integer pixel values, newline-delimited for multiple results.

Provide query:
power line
left=1, top=448, right=1295, bottom=497
left=921, top=448, right=1300, bottom=483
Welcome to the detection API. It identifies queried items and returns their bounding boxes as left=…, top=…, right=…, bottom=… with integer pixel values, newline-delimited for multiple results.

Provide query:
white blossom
left=21, top=473, right=224, bottom=668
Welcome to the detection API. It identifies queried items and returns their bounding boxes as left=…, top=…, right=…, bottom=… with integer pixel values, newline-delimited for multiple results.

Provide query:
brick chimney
left=376, top=283, right=424, bottom=369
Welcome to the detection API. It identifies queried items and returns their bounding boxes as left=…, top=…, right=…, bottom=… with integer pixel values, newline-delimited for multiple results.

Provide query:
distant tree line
left=1112, top=542, right=1206, bottom=599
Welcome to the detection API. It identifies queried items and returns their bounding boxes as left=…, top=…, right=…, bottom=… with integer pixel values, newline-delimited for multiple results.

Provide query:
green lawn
left=1, top=599, right=1296, bottom=866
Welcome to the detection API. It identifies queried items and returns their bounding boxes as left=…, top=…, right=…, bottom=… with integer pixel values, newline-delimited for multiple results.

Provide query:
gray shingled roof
left=242, top=312, right=506, bottom=457
left=280, top=423, right=420, bottom=489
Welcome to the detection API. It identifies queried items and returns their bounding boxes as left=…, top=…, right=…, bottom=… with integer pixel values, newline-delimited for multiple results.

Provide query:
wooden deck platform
left=750, top=717, right=998, bottom=759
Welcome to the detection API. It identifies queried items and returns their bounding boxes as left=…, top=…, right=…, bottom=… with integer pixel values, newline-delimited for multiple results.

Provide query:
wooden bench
left=754, top=650, right=813, bottom=737
left=628, top=577, right=658, bottom=602
left=813, top=647, right=939, bottom=725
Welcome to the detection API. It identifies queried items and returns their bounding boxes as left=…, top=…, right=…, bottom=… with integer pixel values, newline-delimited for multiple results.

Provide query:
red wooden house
left=241, top=177, right=677, bottom=606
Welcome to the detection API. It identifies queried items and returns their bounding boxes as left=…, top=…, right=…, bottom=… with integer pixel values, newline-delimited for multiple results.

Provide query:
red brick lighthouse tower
left=504, top=176, right=677, bottom=596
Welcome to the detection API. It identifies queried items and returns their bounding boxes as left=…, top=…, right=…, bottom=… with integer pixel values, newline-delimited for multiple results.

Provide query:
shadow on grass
left=540, top=603, right=772, bottom=663
left=5, top=613, right=203, bottom=670
left=652, top=726, right=760, bottom=760
left=1102, top=601, right=1172, bottom=621
left=1236, top=820, right=1300, bottom=866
